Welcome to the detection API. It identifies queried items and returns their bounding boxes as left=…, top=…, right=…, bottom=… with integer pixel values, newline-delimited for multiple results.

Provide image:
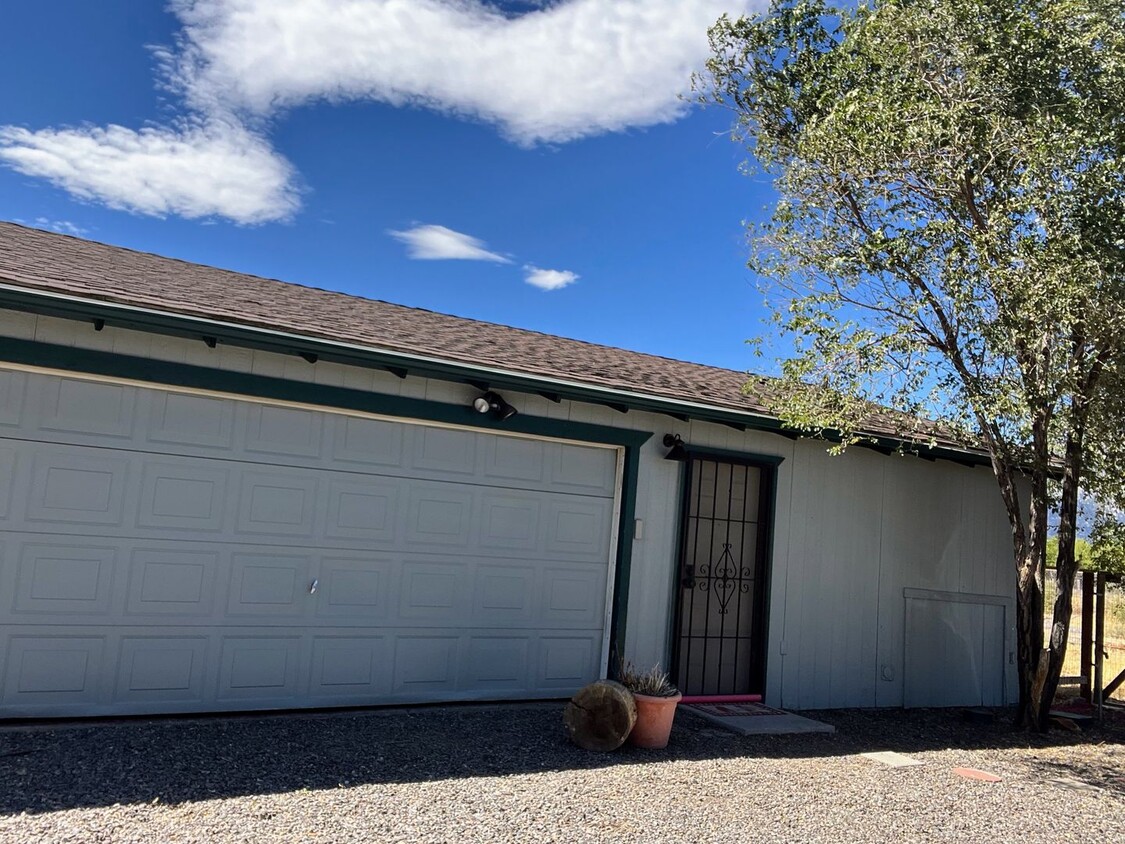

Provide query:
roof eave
left=0, top=281, right=993, bottom=468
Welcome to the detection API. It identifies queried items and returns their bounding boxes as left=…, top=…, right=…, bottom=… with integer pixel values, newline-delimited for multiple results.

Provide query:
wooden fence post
left=1095, top=572, right=1105, bottom=721
left=1081, top=571, right=1094, bottom=701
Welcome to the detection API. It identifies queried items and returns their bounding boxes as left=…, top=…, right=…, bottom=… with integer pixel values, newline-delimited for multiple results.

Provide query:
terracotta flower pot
left=628, top=691, right=682, bottom=748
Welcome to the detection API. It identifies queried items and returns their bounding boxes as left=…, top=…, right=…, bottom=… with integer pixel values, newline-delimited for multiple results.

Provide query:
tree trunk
left=982, top=431, right=1041, bottom=729
left=1015, top=406, right=1052, bottom=729
left=1014, top=550, right=1045, bottom=728
left=1033, top=431, right=1085, bottom=730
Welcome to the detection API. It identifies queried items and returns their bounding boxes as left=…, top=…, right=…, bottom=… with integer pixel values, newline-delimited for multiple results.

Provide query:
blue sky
left=0, top=1, right=778, bottom=372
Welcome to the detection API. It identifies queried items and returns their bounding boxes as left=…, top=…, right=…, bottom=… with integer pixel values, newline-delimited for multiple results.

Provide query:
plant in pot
left=618, top=662, right=682, bottom=749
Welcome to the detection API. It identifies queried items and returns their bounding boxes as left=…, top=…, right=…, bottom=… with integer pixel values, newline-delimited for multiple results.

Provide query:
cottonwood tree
left=1088, top=511, right=1125, bottom=578
left=699, top=0, right=1125, bottom=729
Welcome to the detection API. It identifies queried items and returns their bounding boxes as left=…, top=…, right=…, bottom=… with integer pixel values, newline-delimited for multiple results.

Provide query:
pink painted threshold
left=679, top=694, right=763, bottom=705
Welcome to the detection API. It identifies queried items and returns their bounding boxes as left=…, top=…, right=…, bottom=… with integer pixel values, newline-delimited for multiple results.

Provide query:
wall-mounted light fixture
left=473, top=391, right=518, bottom=421
left=663, top=433, right=688, bottom=461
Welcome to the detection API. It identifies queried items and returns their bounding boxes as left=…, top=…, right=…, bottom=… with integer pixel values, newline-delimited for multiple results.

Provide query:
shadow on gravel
left=1, top=704, right=1121, bottom=815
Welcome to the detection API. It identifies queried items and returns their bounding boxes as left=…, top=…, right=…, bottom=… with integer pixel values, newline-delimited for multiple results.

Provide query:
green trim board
left=609, top=443, right=642, bottom=661
left=672, top=443, right=787, bottom=468
left=0, top=288, right=993, bottom=467
left=756, top=459, right=781, bottom=702
left=0, top=338, right=650, bottom=447
left=0, top=337, right=651, bottom=667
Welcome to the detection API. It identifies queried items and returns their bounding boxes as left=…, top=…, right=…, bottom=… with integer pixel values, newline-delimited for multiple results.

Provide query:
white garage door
left=0, top=369, right=619, bottom=718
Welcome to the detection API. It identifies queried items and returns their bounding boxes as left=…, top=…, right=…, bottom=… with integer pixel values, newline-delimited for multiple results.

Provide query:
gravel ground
left=1, top=704, right=1123, bottom=843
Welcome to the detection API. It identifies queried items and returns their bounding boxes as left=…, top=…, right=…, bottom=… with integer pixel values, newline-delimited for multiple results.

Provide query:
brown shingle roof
left=0, top=221, right=778, bottom=414
left=0, top=221, right=975, bottom=455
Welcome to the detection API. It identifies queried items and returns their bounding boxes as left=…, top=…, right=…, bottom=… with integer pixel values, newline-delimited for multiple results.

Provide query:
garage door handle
left=309, top=579, right=319, bottom=595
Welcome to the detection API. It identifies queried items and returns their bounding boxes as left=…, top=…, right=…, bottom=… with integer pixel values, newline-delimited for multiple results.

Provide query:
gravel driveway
left=2, top=704, right=1122, bottom=843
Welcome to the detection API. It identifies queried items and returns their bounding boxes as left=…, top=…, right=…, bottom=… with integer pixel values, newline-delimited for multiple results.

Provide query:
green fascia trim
left=677, top=444, right=787, bottom=468
left=0, top=338, right=651, bottom=449
left=0, top=337, right=650, bottom=664
left=609, top=444, right=641, bottom=663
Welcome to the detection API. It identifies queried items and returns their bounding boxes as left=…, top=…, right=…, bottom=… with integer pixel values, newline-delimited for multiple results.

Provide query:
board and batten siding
left=0, top=310, right=1017, bottom=710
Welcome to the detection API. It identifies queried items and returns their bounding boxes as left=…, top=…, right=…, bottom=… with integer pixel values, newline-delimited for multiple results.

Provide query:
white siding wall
left=0, top=311, right=1018, bottom=708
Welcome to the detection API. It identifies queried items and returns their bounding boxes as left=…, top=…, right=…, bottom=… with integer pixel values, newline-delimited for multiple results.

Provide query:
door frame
left=667, top=446, right=783, bottom=697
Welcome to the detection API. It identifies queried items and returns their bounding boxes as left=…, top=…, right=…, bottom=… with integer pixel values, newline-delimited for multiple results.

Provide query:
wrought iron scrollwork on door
left=694, top=543, right=751, bottom=615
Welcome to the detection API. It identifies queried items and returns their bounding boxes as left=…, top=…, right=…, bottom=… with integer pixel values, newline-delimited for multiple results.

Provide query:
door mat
left=687, top=702, right=788, bottom=717
left=686, top=702, right=836, bottom=734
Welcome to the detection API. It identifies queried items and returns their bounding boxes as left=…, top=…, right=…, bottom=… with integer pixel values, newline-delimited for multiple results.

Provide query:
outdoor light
left=663, top=433, right=688, bottom=461
left=473, top=391, right=518, bottom=421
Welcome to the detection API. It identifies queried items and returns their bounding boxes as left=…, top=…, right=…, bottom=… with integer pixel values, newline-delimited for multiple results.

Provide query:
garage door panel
left=218, top=636, right=306, bottom=701
left=540, top=567, right=607, bottom=627
left=325, top=479, right=400, bottom=542
left=38, top=377, right=137, bottom=440
left=538, top=636, right=601, bottom=693
left=399, top=561, right=469, bottom=621
left=482, top=436, right=546, bottom=483
left=13, top=542, right=118, bottom=616
left=115, top=635, right=208, bottom=705
left=245, top=404, right=325, bottom=459
left=473, top=564, right=536, bottom=624
left=126, top=548, right=221, bottom=618
left=406, top=486, right=475, bottom=547
left=0, top=370, right=26, bottom=428
left=548, top=443, right=617, bottom=496
left=393, top=635, right=459, bottom=694
left=331, top=415, right=406, bottom=468
left=545, top=498, right=613, bottom=561
left=3, top=633, right=108, bottom=708
left=147, top=390, right=237, bottom=450
left=138, top=461, right=229, bottom=532
left=315, top=555, right=394, bottom=620
left=464, top=636, right=532, bottom=691
left=236, top=471, right=320, bottom=537
left=27, top=450, right=130, bottom=526
left=412, top=426, right=477, bottom=476
left=479, top=493, right=541, bottom=552
left=0, top=445, right=15, bottom=518
left=310, top=635, right=389, bottom=698
left=228, top=552, right=315, bottom=618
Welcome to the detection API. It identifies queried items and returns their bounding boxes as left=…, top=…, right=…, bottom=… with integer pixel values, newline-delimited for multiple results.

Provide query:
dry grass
left=1044, top=573, right=1125, bottom=702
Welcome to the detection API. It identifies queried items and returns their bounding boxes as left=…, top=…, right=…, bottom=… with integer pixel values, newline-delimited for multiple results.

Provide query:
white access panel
left=0, top=369, right=619, bottom=717
left=903, top=588, right=1010, bottom=708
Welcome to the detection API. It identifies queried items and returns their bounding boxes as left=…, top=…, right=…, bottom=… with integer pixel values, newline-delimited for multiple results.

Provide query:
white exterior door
left=0, top=369, right=619, bottom=717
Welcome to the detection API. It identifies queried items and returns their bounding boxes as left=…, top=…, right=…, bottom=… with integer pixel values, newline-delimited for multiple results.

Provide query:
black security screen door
left=671, top=456, right=774, bottom=696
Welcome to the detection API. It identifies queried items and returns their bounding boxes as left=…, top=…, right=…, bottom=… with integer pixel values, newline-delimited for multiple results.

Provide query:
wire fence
left=1044, top=569, right=1125, bottom=702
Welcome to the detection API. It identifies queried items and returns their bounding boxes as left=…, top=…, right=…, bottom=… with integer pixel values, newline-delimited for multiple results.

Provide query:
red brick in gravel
left=953, top=767, right=1002, bottom=782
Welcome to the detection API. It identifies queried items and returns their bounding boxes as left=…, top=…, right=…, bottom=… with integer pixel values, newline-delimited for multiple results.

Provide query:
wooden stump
left=563, top=680, right=637, bottom=752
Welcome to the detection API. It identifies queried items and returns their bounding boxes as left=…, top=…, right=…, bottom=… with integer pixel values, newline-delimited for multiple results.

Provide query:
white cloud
left=524, top=265, right=579, bottom=291
left=0, top=120, right=298, bottom=224
left=0, top=0, right=755, bottom=222
left=388, top=224, right=511, bottom=262
left=170, top=0, right=752, bottom=144
left=27, top=217, right=88, bottom=236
